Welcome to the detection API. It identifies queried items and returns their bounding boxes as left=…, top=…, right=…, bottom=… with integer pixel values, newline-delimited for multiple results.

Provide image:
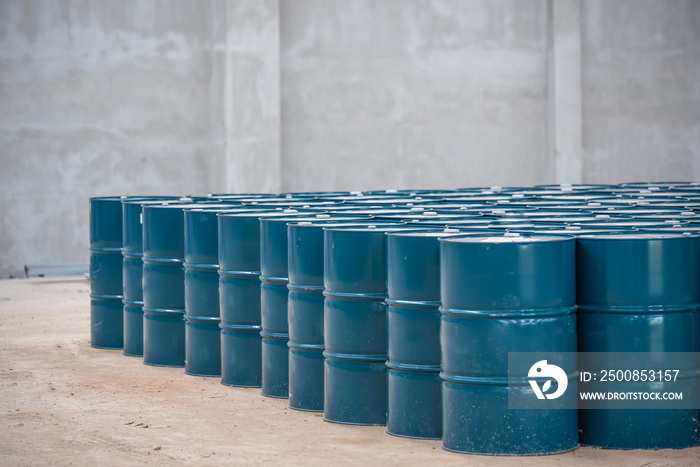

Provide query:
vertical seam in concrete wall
left=270, top=0, right=282, bottom=193
left=546, top=0, right=556, bottom=183
left=224, top=0, right=235, bottom=192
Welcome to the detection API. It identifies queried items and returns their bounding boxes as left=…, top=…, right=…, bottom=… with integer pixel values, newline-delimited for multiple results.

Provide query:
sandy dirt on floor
left=0, top=276, right=699, bottom=466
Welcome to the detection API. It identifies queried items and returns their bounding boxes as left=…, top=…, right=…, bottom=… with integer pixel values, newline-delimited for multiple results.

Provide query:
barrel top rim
left=286, top=216, right=373, bottom=226
left=258, top=211, right=324, bottom=222
left=121, top=197, right=180, bottom=205
left=183, top=204, right=242, bottom=211
left=577, top=232, right=699, bottom=240
left=373, top=213, right=481, bottom=220
left=574, top=220, right=689, bottom=227
left=386, top=228, right=465, bottom=237
left=142, top=202, right=216, bottom=210
left=322, top=223, right=406, bottom=232
left=89, top=196, right=125, bottom=201
left=216, top=208, right=285, bottom=217
left=439, top=234, right=574, bottom=244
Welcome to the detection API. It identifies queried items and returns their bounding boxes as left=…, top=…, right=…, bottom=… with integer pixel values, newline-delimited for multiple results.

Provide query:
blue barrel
left=183, top=205, right=234, bottom=377
left=577, top=233, right=700, bottom=449
left=323, top=224, right=401, bottom=425
left=142, top=202, right=196, bottom=367
left=286, top=216, right=372, bottom=412
left=121, top=197, right=178, bottom=357
left=439, top=234, right=578, bottom=455
left=122, top=199, right=152, bottom=356
left=218, top=209, right=279, bottom=387
left=90, top=196, right=125, bottom=349
left=385, top=228, right=462, bottom=439
left=259, top=212, right=310, bottom=398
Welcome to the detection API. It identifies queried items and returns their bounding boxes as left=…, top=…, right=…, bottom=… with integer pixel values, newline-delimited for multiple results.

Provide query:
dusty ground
left=1, top=276, right=699, bottom=466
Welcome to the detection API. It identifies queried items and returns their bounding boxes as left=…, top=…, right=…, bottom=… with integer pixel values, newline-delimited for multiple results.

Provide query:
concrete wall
left=280, top=0, right=549, bottom=191
left=0, top=0, right=698, bottom=275
left=0, top=0, right=216, bottom=276
left=581, top=0, right=700, bottom=183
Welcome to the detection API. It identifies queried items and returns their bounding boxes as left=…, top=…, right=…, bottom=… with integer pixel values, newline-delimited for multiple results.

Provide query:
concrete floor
left=1, top=276, right=699, bottom=466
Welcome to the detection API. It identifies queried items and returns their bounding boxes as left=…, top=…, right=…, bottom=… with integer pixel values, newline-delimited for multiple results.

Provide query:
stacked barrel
left=142, top=202, right=191, bottom=367
left=122, top=198, right=154, bottom=356
left=217, top=209, right=275, bottom=387
left=323, top=224, right=397, bottom=425
left=88, top=182, right=700, bottom=454
left=385, top=228, right=461, bottom=439
left=576, top=232, right=700, bottom=449
left=121, top=197, right=180, bottom=357
left=286, top=219, right=329, bottom=411
left=439, top=234, right=578, bottom=455
left=183, top=205, right=233, bottom=377
left=89, top=196, right=125, bottom=349
left=259, top=211, right=308, bottom=398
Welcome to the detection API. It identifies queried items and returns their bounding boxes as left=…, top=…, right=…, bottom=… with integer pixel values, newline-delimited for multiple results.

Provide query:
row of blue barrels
left=89, top=184, right=700, bottom=455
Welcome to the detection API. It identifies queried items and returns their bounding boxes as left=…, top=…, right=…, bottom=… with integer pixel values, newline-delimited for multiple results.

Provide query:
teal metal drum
left=121, top=198, right=149, bottom=356
left=218, top=209, right=278, bottom=387
left=385, top=229, right=462, bottom=439
left=183, top=206, right=233, bottom=377
left=323, top=224, right=401, bottom=425
left=259, top=212, right=309, bottom=398
left=439, top=234, right=578, bottom=455
left=142, top=202, right=195, bottom=367
left=90, top=196, right=125, bottom=349
left=122, top=198, right=177, bottom=357
left=576, top=233, right=700, bottom=449
left=286, top=216, right=370, bottom=412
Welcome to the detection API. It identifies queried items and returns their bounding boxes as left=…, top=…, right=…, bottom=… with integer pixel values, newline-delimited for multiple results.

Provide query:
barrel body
left=184, top=209, right=223, bottom=377
left=439, top=235, right=578, bottom=455
left=89, top=197, right=124, bottom=349
left=217, top=212, right=269, bottom=387
left=259, top=215, right=304, bottom=398
left=385, top=231, right=446, bottom=439
left=576, top=234, right=700, bottom=449
left=286, top=220, right=366, bottom=412
left=323, top=227, right=393, bottom=425
left=121, top=198, right=159, bottom=357
left=142, top=204, right=187, bottom=367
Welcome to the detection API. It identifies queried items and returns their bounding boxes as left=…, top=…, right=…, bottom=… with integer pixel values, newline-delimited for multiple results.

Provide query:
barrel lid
left=89, top=196, right=125, bottom=201
left=532, top=184, right=613, bottom=191
left=280, top=191, right=350, bottom=198
left=506, top=199, right=586, bottom=206
left=646, top=226, right=700, bottom=233
left=184, top=204, right=241, bottom=211
left=121, top=197, right=180, bottom=205
left=511, top=226, right=636, bottom=236
left=259, top=210, right=330, bottom=223
left=526, top=216, right=611, bottom=223
left=208, top=193, right=277, bottom=198
left=574, top=220, right=689, bottom=228
left=439, top=233, right=574, bottom=244
left=287, top=215, right=373, bottom=226
left=244, top=200, right=335, bottom=208
left=322, top=223, right=406, bottom=233
left=521, top=211, right=590, bottom=217
left=217, top=206, right=296, bottom=217
left=440, top=196, right=515, bottom=203
left=373, top=211, right=480, bottom=221
left=327, top=209, right=416, bottom=216
left=577, top=232, right=696, bottom=240
left=386, top=228, right=464, bottom=238
left=142, top=202, right=217, bottom=210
